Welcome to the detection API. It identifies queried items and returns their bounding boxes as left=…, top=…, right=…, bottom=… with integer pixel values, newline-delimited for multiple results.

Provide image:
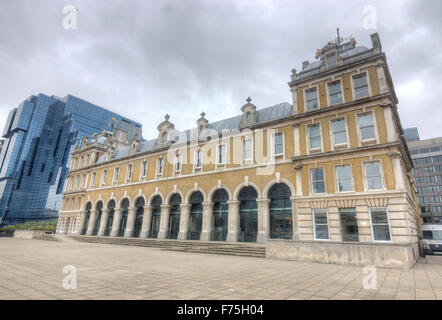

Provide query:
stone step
left=68, top=235, right=266, bottom=258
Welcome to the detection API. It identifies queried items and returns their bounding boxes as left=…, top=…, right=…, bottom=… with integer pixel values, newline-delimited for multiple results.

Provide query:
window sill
left=309, top=148, right=322, bottom=154
left=361, top=138, right=377, bottom=146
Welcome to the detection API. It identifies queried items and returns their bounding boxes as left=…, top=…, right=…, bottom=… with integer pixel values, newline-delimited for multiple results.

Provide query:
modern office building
left=57, top=33, right=420, bottom=268
left=0, top=140, right=4, bottom=155
left=404, top=127, right=420, bottom=143
left=0, top=94, right=142, bottom=225
left=406, top=129, right=442, bottom=224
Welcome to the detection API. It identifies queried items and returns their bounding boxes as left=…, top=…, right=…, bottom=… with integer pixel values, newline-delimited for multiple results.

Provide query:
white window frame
left=140, top=160, right=148, bottom=180
left=312, top=209, right=330, bottom=241
left=113, top=167, right=120, bottom=185
left=217, top=143, right=227, bottom=165
left=356, top=111, right=379, bottom=144
left=70, top=217, right=76, bottom=234
left=369, top=207, right=392, bottom=243
left=126, top=163, right=133, bottom=182
left=335, top=164, right=354, bottom=193
left=307, top=123, right=322, bottom=152
left=59, top=218, right=65, bottom=233
left=101, top=170, right=107, bottom=187
left=157, top=157, right=164, bottom=176
left=273, top=132, right=285, bottom=157
left=351, top=71, right=372, bottom=100
left=304, top=86, right=319, bottom=111
left=311, top=167, right=326, bottom=194
left=330, top=117, right=349, bottom=149
left=90, top=172, right=96, bottom=188
left=363, top=160, right=385, bottom=191
left=243, top=138, right=253, bottom=163
left=195, top=149, right=203, bottom=170
left=175, top=153, right=182, bottom=173
left=326, top=80, right=343, bottom=106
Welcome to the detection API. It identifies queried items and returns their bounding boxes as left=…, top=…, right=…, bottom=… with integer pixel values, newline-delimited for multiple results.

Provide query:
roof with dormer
left=96, top=101, right=292, bottom=164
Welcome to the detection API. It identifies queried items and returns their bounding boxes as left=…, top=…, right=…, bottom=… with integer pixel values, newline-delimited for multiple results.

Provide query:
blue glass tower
left=0, top=94, right=142, bottom=225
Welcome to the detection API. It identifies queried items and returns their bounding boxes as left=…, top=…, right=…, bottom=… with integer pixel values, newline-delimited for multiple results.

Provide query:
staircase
left=68, top=235, right=266, bottom=258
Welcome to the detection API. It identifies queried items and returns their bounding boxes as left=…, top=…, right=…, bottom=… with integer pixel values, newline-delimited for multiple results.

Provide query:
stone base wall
left=266, top=239, right=419, bottom=269
left=13, top=230, right=48, bottom=239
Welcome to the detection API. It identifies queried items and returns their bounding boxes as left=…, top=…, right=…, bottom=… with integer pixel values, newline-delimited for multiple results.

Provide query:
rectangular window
left=175, top=154, right=182, bottom=172
left=82, top=174, right=86, bottom=188
left=311, top=168, right=325, bottom=194
left=243, top=139, right=253, bottom=161
left=427, top=176, right=436, bottom=183
left=365, top=162, right=383, bottom=190
left=353, top=74, right=369, bottom=98
left=306, top=88, right=319, bottom=110
left=101, top=170, right=107, bottom=186
left=424, top=166, right=434, bottom=173
left=113, top=167, right=119, bottom=184
left=326, top=53, right=337, bottom=68
left=313, top=209, right=329, bottom=240
left=196, top=149, right=203, bottom=168
left=86, top=154, right=90, bottom=166
left=127, top=164, right=133, bottom=181
left=336, top=165, right=353, bottom=192
left=157, top=158, right=164, bottom=175
left=141, top=161, right=148, bottom=178
left=331, top=119, right=347, bottom=145
left=328, top=81, right=342, bottom=105
left=340, top=208, right=359, bottom=242
left=90, top=172, right=96, bottom=188
left=370, top=208, right=391, bottom=241
left=358, top=113, right=376, bottom=140
left=218, top=144, right=226, bottom=165
left=308, top=124, right=321, bottom=150
left=274, top=132, right=284, bottom=155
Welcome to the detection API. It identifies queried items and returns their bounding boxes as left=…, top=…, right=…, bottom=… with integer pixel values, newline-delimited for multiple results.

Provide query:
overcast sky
left=1, top=0, right=441, bottom=140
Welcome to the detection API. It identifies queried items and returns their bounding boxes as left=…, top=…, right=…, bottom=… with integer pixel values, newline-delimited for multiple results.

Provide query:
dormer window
left=240, top=97, right=257, bottom=128
left=162, top=131, right=167, bottom=142
left=326, top=52, right=337, bottom=68
left=246, top=112, right=251, bottom=121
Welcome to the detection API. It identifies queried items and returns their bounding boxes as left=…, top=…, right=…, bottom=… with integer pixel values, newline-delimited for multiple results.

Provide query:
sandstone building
left=57, top=33, right=420, bottom=267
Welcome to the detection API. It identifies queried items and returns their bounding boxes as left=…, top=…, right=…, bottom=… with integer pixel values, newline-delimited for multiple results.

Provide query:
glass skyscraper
left=0, top=94, right=142, bottom=225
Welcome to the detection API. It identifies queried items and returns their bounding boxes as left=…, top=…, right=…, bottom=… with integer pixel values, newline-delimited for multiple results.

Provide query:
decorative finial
left=315, top=49, right=321, bottom=59
left=165, top=114, right=170, bottom=121
left=200, top=112, right=206, bottom=118
left=246, top=97, right=252, bottom=104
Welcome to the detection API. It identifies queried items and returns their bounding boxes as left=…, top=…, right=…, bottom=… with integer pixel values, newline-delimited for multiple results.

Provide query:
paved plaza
left=0, top=237, right=441, bottom=300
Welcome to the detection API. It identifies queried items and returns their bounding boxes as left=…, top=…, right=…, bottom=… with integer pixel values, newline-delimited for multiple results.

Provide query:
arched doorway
left=105, top=200, right=115, bottom=236
left=167, top=194, right=181, bottom=239
left=82, top=202, right=92, bottom=235
left=133, top=198, right=145, bottom=237
left=92, top=201, right=103, bottom=236
left=149, top=195, right=162, bottom=238
left=211, top=189, right=229, bottom=241
left=188, top=191, right=204, bottom=240
left=238, top=186, right=258, bottom=242
left=268, top=183, right=293, bottom=239
left=118, top=199, right=130, bottom=237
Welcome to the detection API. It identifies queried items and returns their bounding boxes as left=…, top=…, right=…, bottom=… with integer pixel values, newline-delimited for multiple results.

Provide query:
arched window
left=168, top=194, right=181, bottom=239
left=93, top=201, right=103, bottom=236
left=105, top=200, right=115, bottom=236
left=162, top=131, right=167, bottom=142
left=133, top=197, right=145, bottom=237
left=211, top=189, right=229, bottom=241
left=82, top=202, right=92, bottom=235
left=149, top=195, right=162, bottom=238
left=268, top=183, right=293, bottom=240
left=238, top=186, right=258, bottom=242
left=188, top=192, right=204, bottom=240
left=118, top=199, right=130, bottom=237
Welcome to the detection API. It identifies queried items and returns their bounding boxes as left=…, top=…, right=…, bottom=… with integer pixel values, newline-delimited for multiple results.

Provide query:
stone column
left=139, top=205, right=153, bottom=238
left=86, top=210, right=97, bottom=235
left=97, top=209, right=109, bottom=236
left=257, top=198, right=270, bottom=243
left=226, top=200, right=239, bottom=242
left=124, top=206, right=137, bottom=237
left=290, top=196, right=299, bottom=240
left=110, top=207, right=122, bottom=237
left=200, top=202, right=214, bottom=241
left=293, top=122, right=301, bottom=157
left=390, top=152, right=406, bottom=191
left=157, top=204, right=170, bottom=239
left=178, top=204, right=191, bottom=240
left=294, top=164, right=303, bottom=196
left=77, top=210, right=87, bottom=235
